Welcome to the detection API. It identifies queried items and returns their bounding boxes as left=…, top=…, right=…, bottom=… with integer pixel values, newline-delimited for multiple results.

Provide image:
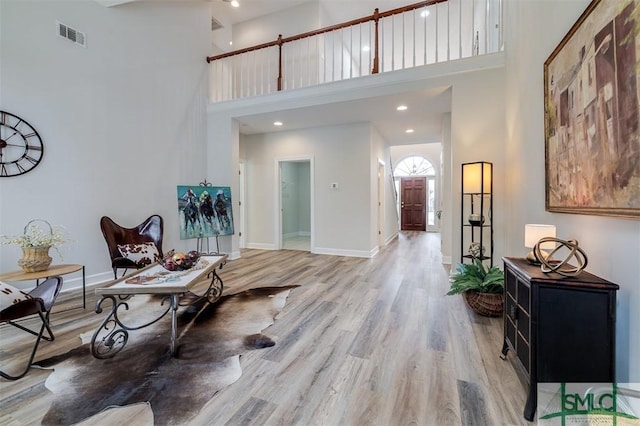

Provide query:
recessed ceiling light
left=362, top=46, right=370, bottom=52
left=274, top=121, right=283, bottom=126
left=231, top=0, right=240, bottom=7
left=397, top=105, right=408, bottom=111
left=405, top=129, right=415, bottom=133
left=229, top=41, right=233, bottom=46
left=421, top=10, right=430, bottom=18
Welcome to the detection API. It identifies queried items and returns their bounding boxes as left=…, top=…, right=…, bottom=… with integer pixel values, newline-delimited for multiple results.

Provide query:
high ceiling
left=212, top=0, right=315, bottom=26
left=211, top=0, right=449, bottom=144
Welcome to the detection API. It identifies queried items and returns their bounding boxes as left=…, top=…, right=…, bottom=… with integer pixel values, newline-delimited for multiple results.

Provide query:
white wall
left=441, top=113, right=452, bottom=263
left=369, top=127, right=382, bottom=252
left=370, top=125, right=398, bottom=248
left=450, top=66, right=506, bottom=267
left=383, top=151, right=401, bottom=245
left=504, top=0, right=640, bottom=382
left=241, top=123, right=376, bottom=257
left=232, top=2, right=322, bottom=49
left=0, top=1, right=211, bottom=288
left=318, top=0, right=406, bottom=27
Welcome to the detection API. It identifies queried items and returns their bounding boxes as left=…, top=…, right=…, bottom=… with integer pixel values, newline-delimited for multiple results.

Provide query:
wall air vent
left=57, top=21, right=86, bottom=47
left=211, top=17, right=224, bottom=31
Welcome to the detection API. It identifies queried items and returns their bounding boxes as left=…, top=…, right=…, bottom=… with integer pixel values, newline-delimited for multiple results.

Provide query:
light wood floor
left=0, top=231, right=530, bottom=425
left=282, top=235, right=311, bottom=251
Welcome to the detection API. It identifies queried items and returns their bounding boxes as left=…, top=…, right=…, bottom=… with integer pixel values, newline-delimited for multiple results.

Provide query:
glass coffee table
left=90, top=254, right=227, bottom=359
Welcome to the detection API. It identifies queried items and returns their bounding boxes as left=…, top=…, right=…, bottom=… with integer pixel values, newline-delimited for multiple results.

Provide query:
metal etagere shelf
left=461, top=161, right=494, bottom=267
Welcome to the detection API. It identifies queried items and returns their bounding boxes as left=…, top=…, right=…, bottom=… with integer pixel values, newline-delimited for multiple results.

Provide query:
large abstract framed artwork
left=544, top=0, right=640, bottom=219
left=177, top=185, right=235, bottom=239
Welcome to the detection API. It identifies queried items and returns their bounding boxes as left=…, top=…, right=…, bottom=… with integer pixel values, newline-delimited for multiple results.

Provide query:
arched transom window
left=394, top=156, right=435, bottom=177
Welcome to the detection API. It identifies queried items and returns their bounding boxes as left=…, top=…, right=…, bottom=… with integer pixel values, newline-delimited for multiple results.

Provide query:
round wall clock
left=0, top=111, right=44, bottom=177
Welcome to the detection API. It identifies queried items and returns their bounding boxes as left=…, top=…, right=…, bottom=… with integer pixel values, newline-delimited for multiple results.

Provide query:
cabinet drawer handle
left=509, top=305, right=518, bottom=320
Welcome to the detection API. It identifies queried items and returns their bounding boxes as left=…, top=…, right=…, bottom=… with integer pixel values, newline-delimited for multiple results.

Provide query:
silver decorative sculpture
left=468, top=242, right=485, bottom=259
left=533, top=237, right=588, bottom=277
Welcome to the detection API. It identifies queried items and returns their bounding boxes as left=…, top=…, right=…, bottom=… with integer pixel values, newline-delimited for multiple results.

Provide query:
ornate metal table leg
left=206, top=269, right=224, bottom=303
left=178, top=267, right=225, bottom=308
left=90, top=295, right=131, bottom=359
left=90, top=294, right=171, bottom=359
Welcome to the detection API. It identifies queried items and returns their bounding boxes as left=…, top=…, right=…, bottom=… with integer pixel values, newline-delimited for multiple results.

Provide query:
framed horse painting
left=176, top=185, right=235, bottom=240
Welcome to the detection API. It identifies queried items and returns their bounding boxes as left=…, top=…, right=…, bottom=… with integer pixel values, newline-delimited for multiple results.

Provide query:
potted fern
left=447, top=258, right=505, bottom=317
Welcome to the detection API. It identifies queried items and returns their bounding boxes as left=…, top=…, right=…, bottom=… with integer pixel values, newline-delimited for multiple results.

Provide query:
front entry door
left=400, top=177, right=426, bottom=231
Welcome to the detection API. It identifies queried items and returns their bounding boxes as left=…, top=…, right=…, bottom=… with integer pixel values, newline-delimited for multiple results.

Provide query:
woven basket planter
left=463, top=290, right=504, bottom=317
left=18, top=246, right=52, bottom=272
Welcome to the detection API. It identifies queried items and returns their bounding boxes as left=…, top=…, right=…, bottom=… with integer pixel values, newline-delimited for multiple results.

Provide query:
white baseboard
left=385, top=232, right=399, bottom=245
left=245, top=242, right=278, bottom=250
left=312, top=246, right=378, bottom=258
left=227, top=250, right=241, bottom=260
left=58, top=271, right=111, bottom=294
left=245, top=242, right=377, bottom=258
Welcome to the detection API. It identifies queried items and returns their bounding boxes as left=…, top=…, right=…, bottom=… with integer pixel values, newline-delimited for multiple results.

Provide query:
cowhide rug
left=35, top=285, right=297, bottom=425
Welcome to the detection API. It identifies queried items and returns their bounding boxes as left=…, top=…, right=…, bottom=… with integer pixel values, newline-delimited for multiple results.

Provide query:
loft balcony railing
left=207, top=0, right=503, bottom=103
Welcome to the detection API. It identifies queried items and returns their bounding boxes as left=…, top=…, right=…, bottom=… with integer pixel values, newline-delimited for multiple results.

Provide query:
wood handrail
left=206, top=0, right=448, bottom=63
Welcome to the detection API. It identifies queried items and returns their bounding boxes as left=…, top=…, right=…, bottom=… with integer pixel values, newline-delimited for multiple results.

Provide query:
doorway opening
left=394, top=156, right=438, bottom=231
left=278, top=158, right=313, bottom=251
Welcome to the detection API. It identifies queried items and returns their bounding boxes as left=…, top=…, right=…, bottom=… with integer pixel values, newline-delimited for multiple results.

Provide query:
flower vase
left=18, top=246, right=52, bottom=272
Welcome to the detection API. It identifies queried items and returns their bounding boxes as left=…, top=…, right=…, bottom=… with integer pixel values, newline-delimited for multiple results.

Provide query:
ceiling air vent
left=57, top=21, right=86, bottom=47
left=211, top=17, right=224, bottom=31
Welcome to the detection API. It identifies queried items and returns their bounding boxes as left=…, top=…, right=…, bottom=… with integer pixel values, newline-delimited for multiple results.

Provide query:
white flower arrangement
left=1, top=220, right=72, bottom=258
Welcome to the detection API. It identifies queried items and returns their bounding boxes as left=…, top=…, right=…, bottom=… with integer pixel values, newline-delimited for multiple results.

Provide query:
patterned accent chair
left=100, top=215, right=164, bottom=279
left=1, top=276, right=64, bottom=380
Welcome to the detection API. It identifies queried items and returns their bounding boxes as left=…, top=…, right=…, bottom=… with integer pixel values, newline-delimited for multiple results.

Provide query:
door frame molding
left=426, top=175, right=438, bottom=232
left=238, top=162, right=246, bottom=249
left=377, top=158, right=385, bottom=248
left=275, top=156, right=315, bottom=251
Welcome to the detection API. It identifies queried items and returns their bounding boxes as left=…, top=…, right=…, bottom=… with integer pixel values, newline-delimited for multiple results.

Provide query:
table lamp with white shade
left=524, top=224, right=556, bottom=264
